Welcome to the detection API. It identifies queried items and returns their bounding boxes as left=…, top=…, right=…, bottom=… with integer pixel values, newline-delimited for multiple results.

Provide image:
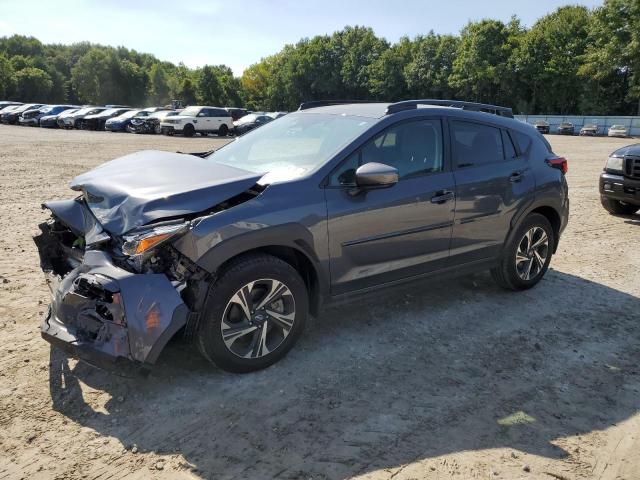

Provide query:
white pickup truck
left=160, top=106, right=234, bottom=137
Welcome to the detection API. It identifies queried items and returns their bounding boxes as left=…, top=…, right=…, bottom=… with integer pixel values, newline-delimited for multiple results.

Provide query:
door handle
left=431, top=190, right=455, bottom=204
left=509, top=171, right=524, bottom=182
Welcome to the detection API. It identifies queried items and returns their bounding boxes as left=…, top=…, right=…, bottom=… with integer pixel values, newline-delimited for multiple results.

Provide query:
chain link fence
left=515, top=115, right=640, bottom=137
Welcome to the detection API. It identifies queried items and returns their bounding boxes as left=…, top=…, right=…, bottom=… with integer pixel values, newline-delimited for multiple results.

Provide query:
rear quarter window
left=511, top=130, right=534, bottom=155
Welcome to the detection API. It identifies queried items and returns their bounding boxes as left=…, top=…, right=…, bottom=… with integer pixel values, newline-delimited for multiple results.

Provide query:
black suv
left=35, top=100, right=569, bottom=374
left=600, top=144, right=640, bottom=215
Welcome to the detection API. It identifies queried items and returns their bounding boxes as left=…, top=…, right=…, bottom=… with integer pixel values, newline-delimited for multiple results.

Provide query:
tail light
left=547, top=156, right=568, bottom=174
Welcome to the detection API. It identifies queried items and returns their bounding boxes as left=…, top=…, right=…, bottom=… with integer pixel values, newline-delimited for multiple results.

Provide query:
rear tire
left=600, top=197, right=639, bottom=215
left=491, top=213, right=554, bottom=291
left=183, top=123, right=195, bottom=137
left=197, top=253, right=308, bottom=373
left=218, top=124, right=229, bottom=137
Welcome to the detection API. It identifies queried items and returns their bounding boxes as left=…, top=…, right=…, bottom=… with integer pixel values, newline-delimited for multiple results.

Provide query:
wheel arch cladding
left=194, top=226, right=324, bottom=316
left=529, top=205, right=561, bottom=252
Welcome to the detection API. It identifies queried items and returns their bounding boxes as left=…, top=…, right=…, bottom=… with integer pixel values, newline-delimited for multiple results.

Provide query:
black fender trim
left=504, top=200, right=565, bottom=253
left=194, top=223, right=328, bottom=298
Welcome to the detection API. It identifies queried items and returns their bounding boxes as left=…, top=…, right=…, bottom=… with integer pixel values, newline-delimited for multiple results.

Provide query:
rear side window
left=537, top=133, right=553, bottom=153
left=512, top=130, right=534, bottom=154
left=502, top=130, right=517, bottom=159
left=451, top=121, right=503, bottom=167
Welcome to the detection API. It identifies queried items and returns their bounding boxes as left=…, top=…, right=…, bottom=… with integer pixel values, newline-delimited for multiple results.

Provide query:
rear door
left=449, top=119, right=535, bottom=264
left=325, top=118, right=456, bottom=295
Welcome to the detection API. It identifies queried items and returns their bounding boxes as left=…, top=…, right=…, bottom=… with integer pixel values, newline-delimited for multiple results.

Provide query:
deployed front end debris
left=34, top=149, right=267, bottom=374
left=34, top=200, right=191, bottom=374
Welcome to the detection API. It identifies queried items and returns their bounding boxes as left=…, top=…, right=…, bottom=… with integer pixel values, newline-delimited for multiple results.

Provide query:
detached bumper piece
left=160, top=126, right=176, bottom=135
left=36, top=235, right=189, bottom=373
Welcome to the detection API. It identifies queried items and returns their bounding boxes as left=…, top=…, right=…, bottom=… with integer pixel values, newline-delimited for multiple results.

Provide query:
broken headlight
left=122, top=222, right=189, bottom=257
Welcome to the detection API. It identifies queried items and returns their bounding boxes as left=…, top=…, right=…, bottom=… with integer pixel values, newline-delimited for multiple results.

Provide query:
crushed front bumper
left=36, top=239, right=189, bottom=373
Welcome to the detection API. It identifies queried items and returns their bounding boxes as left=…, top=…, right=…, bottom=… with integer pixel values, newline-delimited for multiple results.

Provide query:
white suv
left=160, top=106, right=233, bottom=137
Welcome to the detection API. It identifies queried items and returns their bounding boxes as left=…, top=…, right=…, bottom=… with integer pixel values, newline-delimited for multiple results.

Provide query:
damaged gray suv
left=35, top=100, right=569, bottom=374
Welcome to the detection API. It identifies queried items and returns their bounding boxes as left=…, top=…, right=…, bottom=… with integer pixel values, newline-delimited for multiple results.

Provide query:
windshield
left=206, top=112, right=374, bottom=181
left=17, top=104, right=39, bottom=112
left=117, top=110, right=140, bottom=119
left=584, top=124, right=597, bottom=128
left=237, top=113, right=259, bottom=124
left=180, top=106, right=201, bottom=116
left=74, top=107, right=96, bottom=115
left=150, top=110, right=174, bottom=119
left=612, top=125, right=625, bottom=129
left=99, top=108, right=122, bottom=116
left=59, top=109, right=78, bottom=117
left=560, top=123, right=572, bottom=127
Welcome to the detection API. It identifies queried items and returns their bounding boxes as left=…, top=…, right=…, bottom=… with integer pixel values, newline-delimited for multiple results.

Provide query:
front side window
left=330, top=119, right=444, bottom=186
left=452, top=121, right=503, bottom=167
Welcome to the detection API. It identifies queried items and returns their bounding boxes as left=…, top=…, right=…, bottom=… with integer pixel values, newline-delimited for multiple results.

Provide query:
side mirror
left=355, top=162, right=398, bottom=188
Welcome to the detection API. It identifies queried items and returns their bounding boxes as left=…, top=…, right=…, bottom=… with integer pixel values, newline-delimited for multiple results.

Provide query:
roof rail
left=298, top=100, right=370, bottom=111
left=385, top=99, right=513, bottom=118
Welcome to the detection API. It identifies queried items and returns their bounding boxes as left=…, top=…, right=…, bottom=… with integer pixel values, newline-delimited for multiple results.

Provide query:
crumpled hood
left=70, top=150, right=262, bottom=235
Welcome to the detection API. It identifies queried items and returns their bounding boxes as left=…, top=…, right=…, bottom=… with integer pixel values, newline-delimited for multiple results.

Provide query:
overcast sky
left=0, top=0, right=603, bottom=75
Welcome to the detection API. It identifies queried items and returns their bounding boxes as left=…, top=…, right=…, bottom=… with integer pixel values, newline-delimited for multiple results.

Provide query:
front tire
left=197, top=254, right=308, bottom=373
left=183, top=123, right=195, bottom=137
left=600, top=197, right=639, bottom=215
left=491, top=213, right=554, bottom=291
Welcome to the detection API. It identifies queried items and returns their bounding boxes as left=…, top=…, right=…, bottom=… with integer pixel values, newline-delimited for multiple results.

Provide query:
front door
left=325, top=118, right=455, bottom=295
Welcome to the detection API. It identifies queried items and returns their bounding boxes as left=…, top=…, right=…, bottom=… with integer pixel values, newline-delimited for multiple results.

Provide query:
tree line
left=1, top=0, right=639, bottom=115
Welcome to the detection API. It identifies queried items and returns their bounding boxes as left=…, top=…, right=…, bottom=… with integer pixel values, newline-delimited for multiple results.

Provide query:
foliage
left=2, top=2, right=640, bottom=114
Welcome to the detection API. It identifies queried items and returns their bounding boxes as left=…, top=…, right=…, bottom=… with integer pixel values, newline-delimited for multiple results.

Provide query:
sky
left=0, top=0, right=603, bottom=75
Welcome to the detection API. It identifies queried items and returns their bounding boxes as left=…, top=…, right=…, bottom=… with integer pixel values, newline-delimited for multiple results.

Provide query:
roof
left=297, top=103, right=390, bottom=118
left=297, top=101, right=535, bottom=137
left=298, top=101, right=514, bottom=119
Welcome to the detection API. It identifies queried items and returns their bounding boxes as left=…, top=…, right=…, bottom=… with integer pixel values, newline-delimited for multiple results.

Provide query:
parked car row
left=533, top=120, right=631, bottom=137
left=0, top=100, right=287, bottom=136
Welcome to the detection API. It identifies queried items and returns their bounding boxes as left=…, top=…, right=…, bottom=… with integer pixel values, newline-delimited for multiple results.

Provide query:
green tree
left=405, top=33, right=459, bottom=99
left=580, top=0, right=640, bottom=114
left=180, top=77, right=198, bottom=106
left=0, top=35, right=44, bottom=58
left=198, top=65, right=224, bottom=105
left=332, top=26, right=389, bottom=98
left=449, top=20, right=519, bottom=106
left=13, top=67, right=53, bottom=101
left=369, top=36, right=414, bottom=100
left=514, top=6, right=591, bottom=114
left=71, top=48, right=148, bottom=105
left=0, top=54, right=16, bottom=98
left=148, top=63, right=170, bottom=105
left=241, top=57, right=276, bottom=109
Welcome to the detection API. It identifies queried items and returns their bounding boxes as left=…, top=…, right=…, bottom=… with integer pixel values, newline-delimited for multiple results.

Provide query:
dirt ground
left=0, top=125, right=638, bottom=480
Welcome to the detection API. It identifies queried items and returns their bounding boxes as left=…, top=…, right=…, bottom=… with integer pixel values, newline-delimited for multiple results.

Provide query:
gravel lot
left=0, top=125, right=639, bottom=480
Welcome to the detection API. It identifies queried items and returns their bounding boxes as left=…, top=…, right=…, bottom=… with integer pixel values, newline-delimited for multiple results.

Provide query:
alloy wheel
left=515, top=226, right=549, bottom=281
left=220, top=279, right=296, bottom=358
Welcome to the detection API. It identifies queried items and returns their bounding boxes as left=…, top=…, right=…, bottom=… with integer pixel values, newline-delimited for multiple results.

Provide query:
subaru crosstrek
left=35, top=100, right=569, bottom=374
